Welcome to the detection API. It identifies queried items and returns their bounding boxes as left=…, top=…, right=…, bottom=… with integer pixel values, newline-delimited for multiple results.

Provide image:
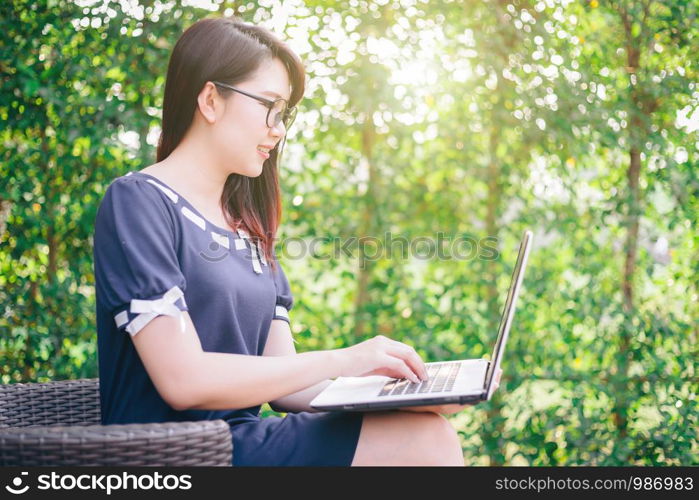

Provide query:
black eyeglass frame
left=212, top=81, right=297, bottom=130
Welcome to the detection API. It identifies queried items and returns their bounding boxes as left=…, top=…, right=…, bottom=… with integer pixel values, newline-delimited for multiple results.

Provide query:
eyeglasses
left=212, top=81, right=297, bottom=130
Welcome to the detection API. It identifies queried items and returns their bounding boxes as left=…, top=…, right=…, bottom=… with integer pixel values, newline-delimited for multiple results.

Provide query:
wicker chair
left=0, top=378, right=233, bottom=466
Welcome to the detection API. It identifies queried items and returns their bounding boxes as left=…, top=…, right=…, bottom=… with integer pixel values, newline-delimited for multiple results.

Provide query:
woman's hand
left=335, top=335, right=428, bottom=383
left=399, top=367, right=503, bottom=416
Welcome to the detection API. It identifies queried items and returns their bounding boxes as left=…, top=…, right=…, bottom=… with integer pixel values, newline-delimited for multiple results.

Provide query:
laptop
left=310, top=230, right=533, bottom=412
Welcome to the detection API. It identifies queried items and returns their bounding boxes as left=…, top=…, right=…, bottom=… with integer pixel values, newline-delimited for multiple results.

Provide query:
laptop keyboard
left=377, top=362, right=461, bottom=397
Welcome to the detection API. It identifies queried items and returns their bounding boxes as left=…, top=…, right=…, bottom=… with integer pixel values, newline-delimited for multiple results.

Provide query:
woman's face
left=213, top=57, right=292, bottom=177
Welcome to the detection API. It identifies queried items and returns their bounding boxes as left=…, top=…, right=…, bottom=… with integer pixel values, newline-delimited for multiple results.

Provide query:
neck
left=160, top=133, right=228, bottom=204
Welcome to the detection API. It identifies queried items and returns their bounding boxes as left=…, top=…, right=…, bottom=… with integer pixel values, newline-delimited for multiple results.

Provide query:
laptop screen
left=483, top=230, right=533, bottom=399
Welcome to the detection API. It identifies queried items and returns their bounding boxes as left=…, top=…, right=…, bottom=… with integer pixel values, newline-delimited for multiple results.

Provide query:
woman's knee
left=414, top=412, right=464, bottom=465
left=352, top=410, right=463, bottom=466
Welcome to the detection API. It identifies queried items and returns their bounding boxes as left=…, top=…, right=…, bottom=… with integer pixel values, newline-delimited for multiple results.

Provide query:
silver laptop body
left=310, top=230, right=533, bottom=412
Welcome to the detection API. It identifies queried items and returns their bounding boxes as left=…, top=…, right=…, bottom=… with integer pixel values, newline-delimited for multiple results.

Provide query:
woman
left=93, top=16, right=500, bottom=466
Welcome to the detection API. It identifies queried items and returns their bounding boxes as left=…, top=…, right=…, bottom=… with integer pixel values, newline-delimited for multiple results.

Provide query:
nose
left=269, top=120, right=285, bottom=137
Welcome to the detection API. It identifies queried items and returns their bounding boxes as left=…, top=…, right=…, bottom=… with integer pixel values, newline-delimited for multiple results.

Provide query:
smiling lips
left=257, top=145, right=272, bottom=159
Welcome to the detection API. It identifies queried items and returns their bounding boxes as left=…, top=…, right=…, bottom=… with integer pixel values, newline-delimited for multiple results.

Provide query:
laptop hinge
left=482, top=360, right=492, bottom=398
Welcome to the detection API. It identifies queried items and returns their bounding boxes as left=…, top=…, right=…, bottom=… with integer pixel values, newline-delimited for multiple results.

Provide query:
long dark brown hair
left=156, top=16, right=305, bottom=271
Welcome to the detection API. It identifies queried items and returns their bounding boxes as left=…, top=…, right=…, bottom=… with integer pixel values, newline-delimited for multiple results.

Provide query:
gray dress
left=93, top=171, right=364, bottom=466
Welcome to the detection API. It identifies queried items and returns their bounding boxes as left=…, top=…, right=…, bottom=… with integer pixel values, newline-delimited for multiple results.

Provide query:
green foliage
left=1, top=0, right=696, bottom=465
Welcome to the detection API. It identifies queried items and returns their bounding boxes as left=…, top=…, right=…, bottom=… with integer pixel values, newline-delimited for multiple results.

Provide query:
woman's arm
left=131, top=312, right=342, bottom=411
left=269, top=379, right=333, bottom=413
left=263, top=318, right=330, bottom=413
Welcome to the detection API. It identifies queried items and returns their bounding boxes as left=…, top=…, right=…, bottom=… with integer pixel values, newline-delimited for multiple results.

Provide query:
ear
left=196, top=81, right=222, bottom=124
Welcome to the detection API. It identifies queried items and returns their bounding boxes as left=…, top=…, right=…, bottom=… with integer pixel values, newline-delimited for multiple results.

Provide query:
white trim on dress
left=181, top=206, right=206, bottom=230
left=146, top=179, right=179, bottom=203
left=123, top=285, right=187, bottom=337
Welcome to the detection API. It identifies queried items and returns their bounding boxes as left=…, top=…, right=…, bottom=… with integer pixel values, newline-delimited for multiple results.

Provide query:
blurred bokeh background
left=1, top=0, right=697, bottom=465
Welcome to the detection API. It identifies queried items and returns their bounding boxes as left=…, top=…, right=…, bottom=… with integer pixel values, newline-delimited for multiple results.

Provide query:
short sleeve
left=93, top=178, right=188, bottom=337
left=271, top=252, right=294, bottom=326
